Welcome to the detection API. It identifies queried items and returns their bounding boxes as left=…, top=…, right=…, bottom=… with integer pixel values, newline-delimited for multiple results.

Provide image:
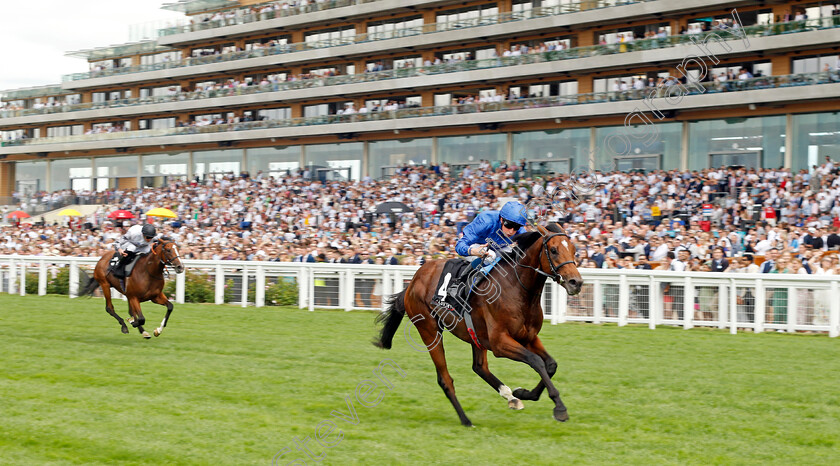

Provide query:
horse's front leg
left=471, top=345, right=524, bottom=410
left=127, top=296, right=150, bottom=339
left=491, top=334, right=568, bottom=422
left=512, top=336, right=556, bottom=402
left=151, top=292, right=174, bottom=337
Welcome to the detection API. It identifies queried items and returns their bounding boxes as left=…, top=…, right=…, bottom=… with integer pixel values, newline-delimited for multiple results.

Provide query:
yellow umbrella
left=58, top=208, right=82, bottom=216
left=146, top=207, right=178, bottom=218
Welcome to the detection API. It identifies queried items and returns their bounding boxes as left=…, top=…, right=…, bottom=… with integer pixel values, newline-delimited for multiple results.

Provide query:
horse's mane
left=497, top=223, right=563, bottom=265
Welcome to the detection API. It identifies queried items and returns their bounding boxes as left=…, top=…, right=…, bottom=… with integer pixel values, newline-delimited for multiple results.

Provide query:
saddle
left=431, top=257, right=500, bottom=349
left=110, top=252, right=142, bottom=279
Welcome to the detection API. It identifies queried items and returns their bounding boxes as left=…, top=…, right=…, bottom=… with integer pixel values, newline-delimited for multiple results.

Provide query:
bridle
left=513, top=231, right=576, bottom=291
left=154, top=240, right=183, bottom=276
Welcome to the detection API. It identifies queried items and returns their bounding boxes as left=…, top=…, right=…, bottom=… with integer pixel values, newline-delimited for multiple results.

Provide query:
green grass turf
left=0, top=295, right=839, bottom=465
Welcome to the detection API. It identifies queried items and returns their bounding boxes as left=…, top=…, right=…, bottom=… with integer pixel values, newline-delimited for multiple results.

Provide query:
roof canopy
left=160, top=0, right=237, bottom=15
left=65, top=40, right=175, bottom=61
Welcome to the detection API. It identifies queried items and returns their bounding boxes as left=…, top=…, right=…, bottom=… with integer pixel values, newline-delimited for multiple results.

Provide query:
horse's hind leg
left=101, top=280, right=128, bottom=334
left=151, top=292, right=174, bottom=337
left=414, top=312, right=473, bottom=427
left=512, top=336, right=556, bottom=402
left=471, top=345, right=524, bottom=410
left=492, top=334, right=568, bottom=422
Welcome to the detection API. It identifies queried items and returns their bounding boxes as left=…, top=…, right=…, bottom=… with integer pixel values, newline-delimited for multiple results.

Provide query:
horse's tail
left=78, top=269, right=100, bottom=298
left=373, top=289, right=407, bottom=349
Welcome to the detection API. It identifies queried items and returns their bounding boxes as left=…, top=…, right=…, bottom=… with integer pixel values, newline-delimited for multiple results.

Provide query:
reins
left=512, top=231, right=575, bottom=292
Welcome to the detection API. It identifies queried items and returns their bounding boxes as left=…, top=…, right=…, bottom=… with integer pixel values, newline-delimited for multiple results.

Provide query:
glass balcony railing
left=63, top=0, right=654, bottom=82
left=7, top=16, right=835, bottom=119
left=4, top=70, right=838, bottom=148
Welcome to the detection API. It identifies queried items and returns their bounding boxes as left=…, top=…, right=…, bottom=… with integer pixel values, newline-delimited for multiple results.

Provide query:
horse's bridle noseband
left=515, top=231, right=576, bottom=289
left=155, top=241, right=182, bottom=274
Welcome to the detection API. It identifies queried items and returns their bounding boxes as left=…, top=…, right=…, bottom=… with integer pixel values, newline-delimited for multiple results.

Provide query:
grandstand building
left=1, top=0, right=840, bottom=200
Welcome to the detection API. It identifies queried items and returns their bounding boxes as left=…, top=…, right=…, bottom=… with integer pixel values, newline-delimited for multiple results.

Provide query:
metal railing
left=1, top=256, right=838, bottom=337
left=4, top=69, right=839, bottom=147
left=62, top=0, right=657, bottom=82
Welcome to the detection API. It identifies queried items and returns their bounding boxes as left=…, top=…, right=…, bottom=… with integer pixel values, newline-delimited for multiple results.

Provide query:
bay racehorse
left=79, top=236, right=185, bottom=339
left=374, top=223, right=582, bottom=426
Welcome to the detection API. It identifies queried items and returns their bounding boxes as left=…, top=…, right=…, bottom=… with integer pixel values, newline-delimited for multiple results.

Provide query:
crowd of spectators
left=4, top=157, right=840, bottom=280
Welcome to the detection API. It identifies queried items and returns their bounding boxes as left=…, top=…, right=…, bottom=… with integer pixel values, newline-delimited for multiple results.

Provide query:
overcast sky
left=0, top=0, right=182, bottom=91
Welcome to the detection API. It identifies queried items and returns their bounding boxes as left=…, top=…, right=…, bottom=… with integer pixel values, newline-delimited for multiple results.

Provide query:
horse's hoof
left=512, top=387, right=530, bottom=400
left=154, top=328, right=161, bottom=337
left=554, top=408, right=569, bottom=422
left=142, top=331, right=151, bottom=339
left=461, top=419, right=474, bottom=428
left=120, top=326, right=129, bottom=334
left=508, top=398, right=525, bottom=410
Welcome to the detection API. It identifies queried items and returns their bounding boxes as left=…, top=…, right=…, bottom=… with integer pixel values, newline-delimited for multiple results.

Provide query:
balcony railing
left=11, top=17, right=838, bottom=120
left=3, top=70, right=838, bottom=148
left=62, top=0, right=655, bottom=82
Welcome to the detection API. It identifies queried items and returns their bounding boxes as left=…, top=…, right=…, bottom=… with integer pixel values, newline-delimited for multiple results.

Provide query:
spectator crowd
left=3, top=157, right=840, bottom=279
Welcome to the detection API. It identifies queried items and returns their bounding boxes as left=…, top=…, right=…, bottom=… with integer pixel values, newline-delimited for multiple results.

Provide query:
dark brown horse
left=79, top=237, right=185, bottom=339
left=374, top=223, right=582, bottom=426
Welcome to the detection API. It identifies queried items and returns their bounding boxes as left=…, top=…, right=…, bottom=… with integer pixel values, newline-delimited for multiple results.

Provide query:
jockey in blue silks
left=455, top=200, right=528, bottom=264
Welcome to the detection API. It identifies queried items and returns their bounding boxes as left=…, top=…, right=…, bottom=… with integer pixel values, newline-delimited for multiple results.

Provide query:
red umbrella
left=108, top=210, right=135, bottom=219
left=6, top=210, right=30, bottom=219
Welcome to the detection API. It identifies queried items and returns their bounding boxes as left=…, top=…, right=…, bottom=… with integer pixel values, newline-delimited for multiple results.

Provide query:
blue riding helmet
left=499, top=201, right=528, bottom=226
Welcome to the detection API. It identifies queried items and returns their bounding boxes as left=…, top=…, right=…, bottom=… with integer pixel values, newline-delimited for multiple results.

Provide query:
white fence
left=1, top=255, right=838, bottom=337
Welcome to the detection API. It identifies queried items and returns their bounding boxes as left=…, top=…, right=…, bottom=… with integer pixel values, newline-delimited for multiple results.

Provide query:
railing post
left=618, top=274, right=628, bottom=327
left=344, top=270, right=354, bottom=311
left=649, top=275, right=657, bottom=330
left=592, top=280, right=602, bottom=324
left=717, top=284, right=728, bottom=329
left=297, top=267, right=307, bottom=309
left=830, top=280, right=839, bottom=338
left=755, top=279, right=765, bottom=334
left=787, top=284, right=797, bottom=333
left=551, top=280, right=563, bottom=325
left=241, top=266, right=248, bottom=308
left=255, top=265, right=265, bottom=308
left=683, top=277, right=694, bottom=330
left=8, top=257, right=17, bottom=294
left=729, top=279, right=738, bottom=335
left=215, top=263, right=225, bottom=305
left=175, top=269, right=186, bottom=304
left=381, top=269, right=392, bottom=312
left=393, top=270, right=403, bottom=293
left=38, top=260, right=47, bottom=296
left=308, top=268, right=315, bottom=312
left=69, top=260, right=79, bottom=298
left=19, top=262, right=26, bottom=296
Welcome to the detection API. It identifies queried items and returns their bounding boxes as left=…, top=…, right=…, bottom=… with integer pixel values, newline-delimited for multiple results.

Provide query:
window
left=140, top=51, right=182, bottom=65
left=303, top=102, right=351, bottom=117
left=367, top=15, right=423, bottom=37
left=257, top=108, right=291, bottom=121
left=793, top=55, right=839, bottom=74
left=304, top=26, right=355, bottom=43
left=46, top=125, right=84, bottom=138
left=437, top=4, right=499, bottom=30
left=139, top=118, right=176, bottom=130
left=526, top=81, right=578, bottom=97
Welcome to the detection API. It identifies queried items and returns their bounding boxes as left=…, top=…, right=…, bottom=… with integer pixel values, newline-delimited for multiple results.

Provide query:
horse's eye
left=550, top=247, right=558, bottom=254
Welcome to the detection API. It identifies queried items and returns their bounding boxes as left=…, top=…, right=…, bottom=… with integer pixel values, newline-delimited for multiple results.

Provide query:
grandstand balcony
left=2, top=72, right=838, bottom=156
left=4, top=19, right=840, bottom=128
left=57, top=0, right=742, bottom=89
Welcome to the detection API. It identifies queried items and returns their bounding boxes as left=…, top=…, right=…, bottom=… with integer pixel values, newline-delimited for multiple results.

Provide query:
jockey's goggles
left=502, top=219, right=523, bottom=230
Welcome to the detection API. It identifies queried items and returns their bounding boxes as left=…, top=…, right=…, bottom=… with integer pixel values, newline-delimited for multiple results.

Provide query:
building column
left=137, top=154, right=143, bottom=189
left=241, top=148, right=248, bottom=175
left=300, top=145, right=307, bottom=171
left=589, top=127, right=597, bottom=170
left=785, top=113, right=793, bottom=169
left=506, top=132, right=513, bottom=164
left=90, top=157, right=96, bottom=192
left=187, top=151, right=194, bottom=180
left=431, top=137, right=438, bottom=165
left=45, top=160, right=52, bottom=192
left=0, top=162, right=14, bottom=199
left=362, top=141, right=370, bottom=178
left=680, top=121, right=689, bottom=171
